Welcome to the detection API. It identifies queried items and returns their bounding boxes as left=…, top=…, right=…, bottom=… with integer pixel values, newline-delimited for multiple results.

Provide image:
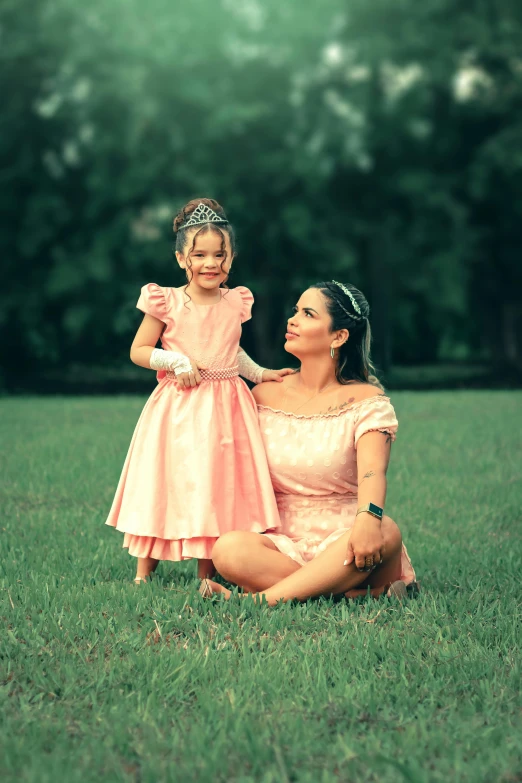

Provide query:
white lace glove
left=237, top=348, right=267, bottom=384
left=150, top=348, right=192, bottom=376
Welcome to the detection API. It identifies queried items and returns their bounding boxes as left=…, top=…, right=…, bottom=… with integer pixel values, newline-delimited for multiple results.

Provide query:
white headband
left=331, top=280, right=363, bottom=317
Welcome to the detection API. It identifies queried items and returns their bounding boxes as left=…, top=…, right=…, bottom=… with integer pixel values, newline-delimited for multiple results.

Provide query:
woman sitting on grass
left=200, top=280, right=417, bottom=605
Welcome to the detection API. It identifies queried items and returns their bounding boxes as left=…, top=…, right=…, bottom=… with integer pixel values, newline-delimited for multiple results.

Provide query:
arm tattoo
left=359, top=470, right=375, bottom=485
left=381, top=431, right=393, bottom=445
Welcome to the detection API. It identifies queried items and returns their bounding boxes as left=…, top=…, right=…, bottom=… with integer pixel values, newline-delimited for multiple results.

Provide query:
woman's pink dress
left=258, top=396, right=415, bottom=584
left=106, top=283, right=280, bottom=561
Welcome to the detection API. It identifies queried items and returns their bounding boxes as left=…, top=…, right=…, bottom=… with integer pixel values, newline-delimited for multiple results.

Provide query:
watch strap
left=356, top=503, right=384, bottom=520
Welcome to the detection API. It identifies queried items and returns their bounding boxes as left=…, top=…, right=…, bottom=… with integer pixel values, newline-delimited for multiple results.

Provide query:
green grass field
left=1, top=392, right=521, bottom=783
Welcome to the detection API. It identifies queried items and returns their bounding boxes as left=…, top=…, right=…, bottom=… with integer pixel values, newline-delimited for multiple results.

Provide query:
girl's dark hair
left=173, top=198, right=236, bottom=297
left=312, top=281, right=383, bottom=390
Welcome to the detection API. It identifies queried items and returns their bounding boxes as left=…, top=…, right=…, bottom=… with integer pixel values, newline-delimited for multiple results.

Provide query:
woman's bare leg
left=260, top=517, right=402, bottom=604
left=212, top=531, right=301, bottom=592
left=210, top=518, right=402, bottom=605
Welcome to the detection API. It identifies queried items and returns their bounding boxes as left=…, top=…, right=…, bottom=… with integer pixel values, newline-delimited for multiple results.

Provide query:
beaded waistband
left=275, top=492, right=357, bottom=512
left=166, top=365, right=239, bottom=382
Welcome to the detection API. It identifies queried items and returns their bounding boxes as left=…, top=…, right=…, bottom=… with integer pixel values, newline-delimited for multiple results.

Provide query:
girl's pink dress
left=106, top=283, right=280, bottom=561
left=258, top=396, right=416, bottom=584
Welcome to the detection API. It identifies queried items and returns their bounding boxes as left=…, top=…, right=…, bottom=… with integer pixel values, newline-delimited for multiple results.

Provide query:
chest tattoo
left=320, top=397, right=356, bottom=415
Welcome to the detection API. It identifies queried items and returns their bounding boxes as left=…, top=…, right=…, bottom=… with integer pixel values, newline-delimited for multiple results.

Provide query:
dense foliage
left=2, top=0, right=521, bottom=383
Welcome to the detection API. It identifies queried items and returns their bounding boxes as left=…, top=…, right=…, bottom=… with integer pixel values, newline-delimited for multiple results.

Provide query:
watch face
left=368, top=503, right=383, bottom=518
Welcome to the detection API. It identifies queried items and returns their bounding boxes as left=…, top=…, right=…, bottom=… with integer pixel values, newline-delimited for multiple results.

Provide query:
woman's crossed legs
left=205, top=516, right=403, bottom=605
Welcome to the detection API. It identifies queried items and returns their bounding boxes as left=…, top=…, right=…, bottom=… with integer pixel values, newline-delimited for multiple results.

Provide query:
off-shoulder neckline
left=257, top=395, right=389, bottom=420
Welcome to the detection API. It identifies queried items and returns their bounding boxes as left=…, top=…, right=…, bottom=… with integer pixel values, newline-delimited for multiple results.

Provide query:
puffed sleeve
left=136, top=283, right=168, bottom=323
left=236, top=286, right=254, bottom=324
left=353, top=396, right=398, bottom=447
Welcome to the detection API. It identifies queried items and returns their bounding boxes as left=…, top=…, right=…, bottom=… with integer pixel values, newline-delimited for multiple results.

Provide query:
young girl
left=106, top=198, right=291, bottom=583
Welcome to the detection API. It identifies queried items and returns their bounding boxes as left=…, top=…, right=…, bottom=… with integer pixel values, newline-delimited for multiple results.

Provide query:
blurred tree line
left=1, top=0, right=521, bottom=391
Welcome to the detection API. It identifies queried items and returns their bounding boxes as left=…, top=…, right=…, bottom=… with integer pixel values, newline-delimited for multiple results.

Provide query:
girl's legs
left=197, top=559, right=216, bottom=579
left=210, top=517, right=403, bottom=605
left=135, top=556, right=159, bottom=582
left=136, top=558, right=215, bottom=581
left=135, top=557, right=215, bottom=583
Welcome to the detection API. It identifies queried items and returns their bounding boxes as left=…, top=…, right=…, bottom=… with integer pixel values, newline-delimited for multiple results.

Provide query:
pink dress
left=258, top=396, right=415, bottom=583
left=106, top=283, right=280, bottom=561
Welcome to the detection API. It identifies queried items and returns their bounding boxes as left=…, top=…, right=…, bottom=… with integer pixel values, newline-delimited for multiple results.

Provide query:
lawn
left=1, top=392, right=521, bottom=783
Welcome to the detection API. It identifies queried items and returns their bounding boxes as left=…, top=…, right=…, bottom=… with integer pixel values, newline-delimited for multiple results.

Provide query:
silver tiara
left=182, top=203, right=229, bottom=229
left=332, top=280, right=363, bottom=317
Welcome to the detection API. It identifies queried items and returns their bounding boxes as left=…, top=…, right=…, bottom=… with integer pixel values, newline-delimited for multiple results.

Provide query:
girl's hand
left=343, top=516, right=385, bottom=572
left=261, top=368, right=295, bottom=383
left=176, top=359, right=206, bottom=388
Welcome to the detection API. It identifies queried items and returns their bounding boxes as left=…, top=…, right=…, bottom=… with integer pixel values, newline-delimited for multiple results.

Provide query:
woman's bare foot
left=344, top=584, right=386, bottom=599
left=344, top=580, right=419, bottom=600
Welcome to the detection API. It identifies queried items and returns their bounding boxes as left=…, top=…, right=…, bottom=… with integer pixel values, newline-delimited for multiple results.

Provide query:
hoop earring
left=330, top=346, right=335, bottom=359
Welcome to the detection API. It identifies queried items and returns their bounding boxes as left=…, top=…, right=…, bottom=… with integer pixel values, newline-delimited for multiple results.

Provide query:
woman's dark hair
left=173, top=198, right=236, bottom=296
left=312, top=281, right=383, bottom=390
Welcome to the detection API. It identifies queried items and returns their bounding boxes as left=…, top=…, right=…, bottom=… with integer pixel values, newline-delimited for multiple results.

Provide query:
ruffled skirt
left=106, top=376, right=280, bottom=561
